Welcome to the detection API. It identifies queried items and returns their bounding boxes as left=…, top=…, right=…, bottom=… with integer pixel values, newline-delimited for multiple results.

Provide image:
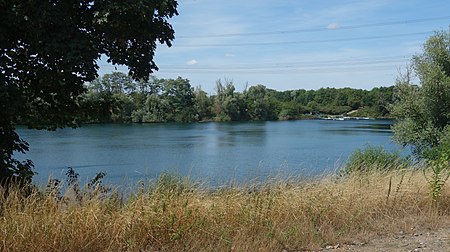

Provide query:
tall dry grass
left=1, top=170, right=450, bottom=251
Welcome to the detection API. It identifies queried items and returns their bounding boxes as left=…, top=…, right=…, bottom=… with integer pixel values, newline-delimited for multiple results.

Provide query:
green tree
left=222, top=94, right=248, bottom=121
left=245, top=84, right=277, bottom=120
left=139, top=94, right=171, bottom=123
left=162, top=77, right=197, bottom=122
left=83, top=74, right=128, bottom=123
left=102, top=72, right=133, bottom=94
left=85, top=73, right=137, bottom=122
left=129, top=76, right=160, bottom=111
left=279, top=101, right=307, bottom=120
left=212, top=79, right=225, bottom=118
left=391, top=31, right=450, bottom=157
left=194, top=87, right=213, bottom=121
left=112, top=93, right=136, bottom=122
left=371, top=86, right=394, bottom=116
left=0, top=0, right=178, bottom=185
left=213, top=79, right=234, bottom=121
left=212, top=79, right=248, bottom=121
left=80, top=91, right=120, bottom=123
left=346, top=89, right=364, bottom=110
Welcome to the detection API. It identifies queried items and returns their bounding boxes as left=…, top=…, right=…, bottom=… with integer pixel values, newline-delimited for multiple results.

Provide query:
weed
left=424, top=156, right=450, bottom=204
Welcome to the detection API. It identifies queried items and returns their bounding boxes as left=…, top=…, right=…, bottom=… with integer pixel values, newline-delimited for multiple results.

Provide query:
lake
left=16, top=119, right=400, bottom=186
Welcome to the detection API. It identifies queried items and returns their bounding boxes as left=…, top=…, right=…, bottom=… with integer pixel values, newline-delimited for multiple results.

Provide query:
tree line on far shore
left=78, top=73, right=394, bottom=124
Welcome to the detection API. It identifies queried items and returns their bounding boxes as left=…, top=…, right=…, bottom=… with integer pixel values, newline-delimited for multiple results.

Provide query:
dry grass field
left=1, top=169, right=450, bottom=251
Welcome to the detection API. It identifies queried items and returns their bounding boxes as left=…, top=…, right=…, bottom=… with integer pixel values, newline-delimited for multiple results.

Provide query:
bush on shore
left=341, top=145, right=412, bottom=175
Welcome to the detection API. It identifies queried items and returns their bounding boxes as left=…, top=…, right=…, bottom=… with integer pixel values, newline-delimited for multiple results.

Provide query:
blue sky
left=98, top=0, right=450, bottom=94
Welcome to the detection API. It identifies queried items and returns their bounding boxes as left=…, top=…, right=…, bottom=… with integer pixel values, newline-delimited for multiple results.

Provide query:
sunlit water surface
left=16, top=120, right=400, bottom=186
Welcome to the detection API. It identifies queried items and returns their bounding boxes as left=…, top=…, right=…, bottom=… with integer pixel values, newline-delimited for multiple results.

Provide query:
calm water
left=17, top=120, right=399, bottom=186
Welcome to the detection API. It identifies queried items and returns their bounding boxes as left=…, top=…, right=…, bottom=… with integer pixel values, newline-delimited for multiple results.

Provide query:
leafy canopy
left=0, top=0, right=178, bottom=184
left=391, top=30, right=450, bottom=157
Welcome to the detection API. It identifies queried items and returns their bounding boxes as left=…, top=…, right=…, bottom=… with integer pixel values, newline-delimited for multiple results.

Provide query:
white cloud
left=225, top=53, right=235, bottom=57
left=186, top=59, right=198, bottom=65
left=327, top=23, right=339, bottom=30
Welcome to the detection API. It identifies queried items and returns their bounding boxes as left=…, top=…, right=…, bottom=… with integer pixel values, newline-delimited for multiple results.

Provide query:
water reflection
left=353, top=123, right=392, bottom=130
left=325, top=129, right=392, bottom=135
left=16, top=120, right=400, bottom=186
left=215, top=122, right=267, bottom=147
left=324, top=121, right=393, bottom=135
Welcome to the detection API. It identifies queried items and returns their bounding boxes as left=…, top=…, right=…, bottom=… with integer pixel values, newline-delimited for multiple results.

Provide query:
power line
left=158, top=56, right=410, bottom=72
left=98, top=55, right=411, bottom=70
left=99, top=63, right=404, bottom=75
left=216, top=55, right=408, bottom=66
left=155, top=65, right=402, bottom=74
left=156, top=55, right=410, bottom=69
left=176, top=16, right=450, bottom=39
left=158, top=63, right=404, bottom=71
left=173, top=31, right=431, bottom=47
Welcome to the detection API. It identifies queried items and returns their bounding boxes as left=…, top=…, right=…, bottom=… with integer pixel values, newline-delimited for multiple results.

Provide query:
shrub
left=342, top=145, right=411, bottom=175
